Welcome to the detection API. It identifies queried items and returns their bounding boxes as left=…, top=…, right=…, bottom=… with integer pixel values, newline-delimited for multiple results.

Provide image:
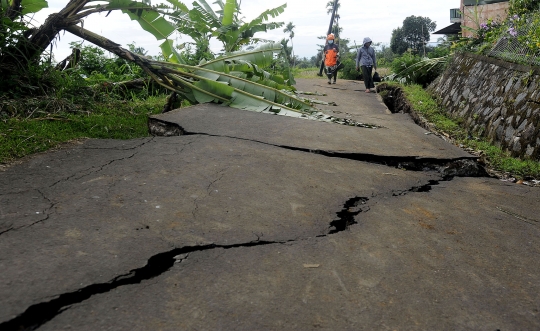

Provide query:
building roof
left=433, top=22, right=462, bottom=35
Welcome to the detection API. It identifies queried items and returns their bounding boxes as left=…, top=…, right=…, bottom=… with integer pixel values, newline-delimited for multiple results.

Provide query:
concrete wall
left=428, top=52, right=540, bottom=160
left=461, top=1, right=510, bottom=37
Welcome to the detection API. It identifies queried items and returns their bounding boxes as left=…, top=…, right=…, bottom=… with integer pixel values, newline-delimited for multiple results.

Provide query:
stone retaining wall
left=428, top=52, right=540, bottom=160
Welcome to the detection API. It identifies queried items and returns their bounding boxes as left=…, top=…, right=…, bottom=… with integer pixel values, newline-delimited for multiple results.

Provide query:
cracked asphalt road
left=1, top=79, right=539, bottom=330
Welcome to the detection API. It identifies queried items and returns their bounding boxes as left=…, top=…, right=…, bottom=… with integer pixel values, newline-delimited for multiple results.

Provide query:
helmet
left=327, top=34, right=335, bottom=40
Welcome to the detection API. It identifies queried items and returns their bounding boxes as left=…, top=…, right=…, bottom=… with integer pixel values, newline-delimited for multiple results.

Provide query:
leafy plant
left=164, top=0, right=286, bottom=56
left=283, top=21, right=295, bottom=66
left=386, top=52, right=446, bottom=87
left=509, top=0, right=540, bottom=15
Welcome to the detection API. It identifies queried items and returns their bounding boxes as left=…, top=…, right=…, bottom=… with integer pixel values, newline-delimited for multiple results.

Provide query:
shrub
left=339, top=56, right=362, bottom=80
left=387, top=53, right=444, bottom=87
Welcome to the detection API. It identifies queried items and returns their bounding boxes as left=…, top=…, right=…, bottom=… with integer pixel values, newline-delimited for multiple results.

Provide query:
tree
left=279, top=38, right=293, bottom=65
left=390, top=27, right=409, bottom=55
left=1, top=0, right=316, bottom=116
left=169, top=0, right=286, bottom=54
left=401, top=16, right=437, bottom=55
left=0, top=0, right=176, bottom=71
left=326, top=0, right=340, bottom=20
left=283, top=21, right=295, bottom=66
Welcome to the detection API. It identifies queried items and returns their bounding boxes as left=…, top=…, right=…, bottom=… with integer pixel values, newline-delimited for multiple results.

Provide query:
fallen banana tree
left=66, top=23, right=383, bottom=128
left=65, top=24, right=330, bottom=119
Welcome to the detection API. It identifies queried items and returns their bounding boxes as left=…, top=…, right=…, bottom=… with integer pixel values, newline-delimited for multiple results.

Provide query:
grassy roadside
left=386, top=82, right=540, bottom=180
left=0, top=95, right=167, bottom=165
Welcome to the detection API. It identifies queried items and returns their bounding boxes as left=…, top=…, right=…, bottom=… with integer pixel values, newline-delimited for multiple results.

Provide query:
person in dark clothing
left=323, top=34, right=340, bottom=84
left=356, top=37, right=377, bottom=93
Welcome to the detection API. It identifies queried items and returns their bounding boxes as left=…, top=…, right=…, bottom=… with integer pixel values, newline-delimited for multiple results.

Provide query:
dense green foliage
left=509, top=0, right=540, bottom=15
left=390, top=16, right=436, bottom=55
left=386, top=46, right=449, bottom=87
left=390, top=27, right=408, bottom=55
left=165, top=0, right=286, bottom=59
left=0, top=41, right=170, bottom=164
left=339, top=54, right=361, bottom=80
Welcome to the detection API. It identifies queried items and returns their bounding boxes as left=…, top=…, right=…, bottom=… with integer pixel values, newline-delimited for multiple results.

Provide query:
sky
left=31, top=0, right=460, bottom=62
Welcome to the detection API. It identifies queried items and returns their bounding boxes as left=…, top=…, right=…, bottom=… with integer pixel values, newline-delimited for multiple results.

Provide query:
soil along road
left=1, top=79, right=539, bottom=330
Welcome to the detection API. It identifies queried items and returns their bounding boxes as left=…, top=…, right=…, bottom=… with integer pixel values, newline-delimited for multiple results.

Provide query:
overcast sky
left=32, top=0, right=459, bottom=61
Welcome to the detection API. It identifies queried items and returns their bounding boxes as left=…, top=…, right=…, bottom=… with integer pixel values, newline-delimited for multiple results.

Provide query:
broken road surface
left=1, top=79, right=539, bottom=330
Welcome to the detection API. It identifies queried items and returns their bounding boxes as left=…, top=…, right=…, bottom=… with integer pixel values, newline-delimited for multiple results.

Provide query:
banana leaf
left=160, top=39, right=184, bottom=64
left=21, top=0, right=48, bottom=14
left=221, top=0, right=235, bottom=26
left=165, top=0, right=188, bottom=12
left=107, top=0, right=176, bottom=40
left=199, top=43, right=294, bottom=88
left=160, top=62, right=315, bottom=114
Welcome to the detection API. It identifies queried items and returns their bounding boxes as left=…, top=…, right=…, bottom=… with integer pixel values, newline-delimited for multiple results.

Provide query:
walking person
left=356, top=37, right=377, bottom=93
left=323, top=34, right=340, bottom=84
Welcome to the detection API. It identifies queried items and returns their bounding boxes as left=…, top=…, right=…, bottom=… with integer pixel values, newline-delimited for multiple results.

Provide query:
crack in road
left=183, top=132, right=486, bottom=178
left=48, top=138, right=155, bottom=189
left=80, top=137, right=155, bottom=151
left=328, top=197, right=369, bottom=234
left=391, top=180, right=441, bottom=196
left=0, top=189, right=56, bottom=236
left=147, top=118, right=487, bottom=178
left=47, top=152, right=138, bottom=189
left=0, top=239, right=296, bottom=331
left=0, top=121, right=490, bottom=328
left=191, top=167, right=228, bottom=222
left=0, top=176, right=452, bottom=330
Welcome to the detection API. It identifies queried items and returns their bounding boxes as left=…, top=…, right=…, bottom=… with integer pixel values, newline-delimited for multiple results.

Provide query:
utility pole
left=317, top=0, right=339, bottom=76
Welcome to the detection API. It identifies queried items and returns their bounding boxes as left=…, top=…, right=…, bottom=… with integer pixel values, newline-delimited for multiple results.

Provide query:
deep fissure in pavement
left=392, top=180, right=441, bottom=196
left=147, top=118, right=487, bottom=178
left=2, top=119, right=487, bottom=329
left=0, top=240, right=292, bottom=331
left=329, top=197, right=369, bottom=234
left=1, top=174, right=452, bottom=330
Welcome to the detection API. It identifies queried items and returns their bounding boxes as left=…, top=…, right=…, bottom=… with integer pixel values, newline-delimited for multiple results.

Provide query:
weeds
left=0, top=96, right=166, bottom=164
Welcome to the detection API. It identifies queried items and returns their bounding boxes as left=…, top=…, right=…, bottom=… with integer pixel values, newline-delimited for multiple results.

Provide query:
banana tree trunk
left=65, top=25, right=154, bottom=72
left=7, top=0, right=89, bottom=64
left=23, top=13, right=70, bottom=61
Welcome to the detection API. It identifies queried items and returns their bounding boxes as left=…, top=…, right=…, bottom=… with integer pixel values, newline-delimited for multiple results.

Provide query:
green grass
left=292, top=67, right=320, bottom=79
left=0, top=95, right=167, bottom=164
left=390, top=82, right=540, bottom=179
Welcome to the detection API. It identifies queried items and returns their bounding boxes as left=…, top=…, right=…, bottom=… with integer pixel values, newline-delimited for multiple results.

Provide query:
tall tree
left=401, top=16, right=436, bottom=55
left=283, top=21, right=295, bottom=66
left=326, top=0, right=340, bottom=20
left=390, top=27, right=409, bottom=55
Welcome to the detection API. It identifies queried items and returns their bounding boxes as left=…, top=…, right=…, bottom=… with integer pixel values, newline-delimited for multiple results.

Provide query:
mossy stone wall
left=428, top=52, right=540, bottom=160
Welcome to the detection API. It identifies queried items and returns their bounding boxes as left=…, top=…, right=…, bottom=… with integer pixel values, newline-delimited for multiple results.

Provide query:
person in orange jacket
left=323, top=34, right=340, bottom=84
